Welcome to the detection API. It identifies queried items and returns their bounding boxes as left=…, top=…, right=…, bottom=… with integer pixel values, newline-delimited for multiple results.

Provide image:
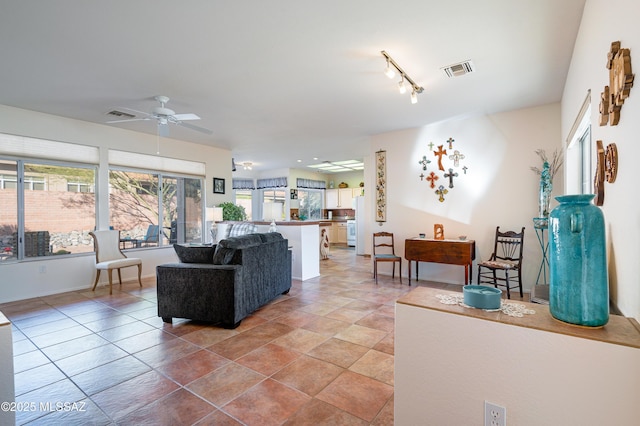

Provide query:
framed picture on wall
left=213, top=178, right=225, bottom=194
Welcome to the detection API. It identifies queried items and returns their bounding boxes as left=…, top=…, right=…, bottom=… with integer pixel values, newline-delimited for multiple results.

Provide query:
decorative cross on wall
left=435, top=185, right=448, bottom=202
left=447, top=137, right=455, bottom=150
left=418, top=155, right=431, bottom=171
left=419, top=173, right=425, bottom=181
left=462, top=165, right=468, bottom=174
left=449, top=150, right=465, bottom=167
left=428, top=141, right=435, bottom=151
left=426, top=171, right=439, bottom=188
left=444, top=168, right=458, bottom=188
left=433, top=145, right=448, bottom=171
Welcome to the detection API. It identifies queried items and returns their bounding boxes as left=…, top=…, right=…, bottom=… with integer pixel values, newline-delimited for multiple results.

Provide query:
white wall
left=0, top=105, right=232, bottom=303
left=396, top=299, right=640, bottom=425
left=561, top=0, right=640, bottom=320
left=367, top=104, right=561, bottom=291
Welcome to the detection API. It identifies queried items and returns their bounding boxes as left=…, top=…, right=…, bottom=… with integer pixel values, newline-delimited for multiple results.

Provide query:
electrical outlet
left=485, top=401, right=506, bottom=426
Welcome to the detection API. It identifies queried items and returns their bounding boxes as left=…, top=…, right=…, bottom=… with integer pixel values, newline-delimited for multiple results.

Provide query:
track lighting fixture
left=381, top=50, right=424, bottom=104
left=243, top=162, right=253, bottom=170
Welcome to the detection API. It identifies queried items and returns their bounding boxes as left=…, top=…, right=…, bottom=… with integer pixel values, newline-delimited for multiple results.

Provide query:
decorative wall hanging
left=599, top=40, right=634, bottom=126
left=593, top=140, right=618, bottom=206
left=375, top=150, right=387, bottom=222
left=417, top=136, right=469, bottom=202
left=418, top=155, right=430, bottom=171
left=434, top=224, right=444, bottom=240
left=605, top=143, right=618, bottom=183
left=426, top=171, right=439, bottom=188
left=444, top=168, right=458, bottom=188
left=433, top=145, right=447, bottom=171
left=435, top=185, right=448, bottom=202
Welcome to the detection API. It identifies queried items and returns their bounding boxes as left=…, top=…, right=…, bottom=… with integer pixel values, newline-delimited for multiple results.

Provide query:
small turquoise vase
left=548, top=194, right=609, bottom=327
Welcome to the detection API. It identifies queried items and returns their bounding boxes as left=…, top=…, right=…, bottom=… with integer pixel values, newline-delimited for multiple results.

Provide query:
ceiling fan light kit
left=381, top=50, right=424, bottom=104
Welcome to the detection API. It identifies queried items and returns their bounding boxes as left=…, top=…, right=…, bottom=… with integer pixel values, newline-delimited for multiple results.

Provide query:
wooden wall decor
left=605, top=143, right=618, bottom=183
left=599, top=41, right=635, bottom=126
left=593, top=140, right=619, bottom=206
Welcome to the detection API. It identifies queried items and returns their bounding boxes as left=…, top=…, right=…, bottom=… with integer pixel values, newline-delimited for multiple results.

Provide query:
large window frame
left=0, top=157, right=98, bottom=262
left=108, top=166, right=204, bottom=248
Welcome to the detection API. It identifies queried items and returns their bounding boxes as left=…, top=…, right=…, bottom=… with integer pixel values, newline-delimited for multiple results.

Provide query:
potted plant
left=218, top=202, right=247, bottom=221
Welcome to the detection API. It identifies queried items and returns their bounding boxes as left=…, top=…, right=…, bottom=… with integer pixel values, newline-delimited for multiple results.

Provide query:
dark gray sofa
left=156, top=232, right=291, bottom=328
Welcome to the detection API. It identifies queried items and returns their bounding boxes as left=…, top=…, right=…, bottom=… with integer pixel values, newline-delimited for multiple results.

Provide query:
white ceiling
left=0, top=0, right=585, bottom=172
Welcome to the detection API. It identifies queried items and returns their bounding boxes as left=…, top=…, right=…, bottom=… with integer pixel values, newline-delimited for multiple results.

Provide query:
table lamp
left=206, top=207, right=224, bottom=243
left=263, top=202, right=282, bottom=232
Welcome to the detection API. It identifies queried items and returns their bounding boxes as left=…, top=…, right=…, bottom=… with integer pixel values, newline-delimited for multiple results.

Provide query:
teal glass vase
left=548, top=194, right=609, bottom=327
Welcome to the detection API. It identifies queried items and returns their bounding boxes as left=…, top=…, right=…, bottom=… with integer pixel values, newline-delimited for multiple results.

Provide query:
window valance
left=0, top=133, right=99, bottom=164
left=256, top=177, right=288, bottom=188
left=296, top=178, right=326, bottom=189
left=232, top=178, right=255, bottom=190
left=109, top=149, right=205, bottom=175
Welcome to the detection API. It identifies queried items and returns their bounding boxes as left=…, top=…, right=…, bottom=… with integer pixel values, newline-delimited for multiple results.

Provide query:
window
left=109, top=169, right=203, bottom=246
left=0, top=159, right=97, bottom=261
left=235, top=189, right=253, bottom=221
left=566, top=94, right=592, bottom=195
left=298, top=189, right=323, bottom=220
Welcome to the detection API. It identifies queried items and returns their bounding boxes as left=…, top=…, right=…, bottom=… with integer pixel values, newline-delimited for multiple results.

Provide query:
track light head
left=384, top=58, right=395, bottom=79
left=398, top=75, right=407, bottom=94
left=410, top=90, right=418, bottom=104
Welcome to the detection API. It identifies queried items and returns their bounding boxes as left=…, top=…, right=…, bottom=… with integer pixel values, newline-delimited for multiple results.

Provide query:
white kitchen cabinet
left=334, top=222, right=347, bottom=244
left=325, top=189, right=339, bottom=209
left=326, top=188, right=354, bottom=208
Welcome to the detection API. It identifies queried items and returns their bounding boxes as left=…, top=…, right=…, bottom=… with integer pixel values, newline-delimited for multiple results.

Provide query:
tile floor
left=2, top=246, right=526, bottom=425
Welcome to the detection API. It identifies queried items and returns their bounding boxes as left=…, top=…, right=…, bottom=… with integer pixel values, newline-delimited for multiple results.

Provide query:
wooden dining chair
left=477, top=226, right=525, bottom=299
left=90, top=230, right=142, bottom=294
left=373, top=232, right=402, bottom=284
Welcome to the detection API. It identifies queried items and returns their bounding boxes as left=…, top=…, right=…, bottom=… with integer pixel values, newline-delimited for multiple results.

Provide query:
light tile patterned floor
left=2, top=246, right=520, bottom=425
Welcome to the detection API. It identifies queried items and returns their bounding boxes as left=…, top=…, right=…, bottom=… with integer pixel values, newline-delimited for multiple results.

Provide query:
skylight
left=308, top=160, right=364, bottom=173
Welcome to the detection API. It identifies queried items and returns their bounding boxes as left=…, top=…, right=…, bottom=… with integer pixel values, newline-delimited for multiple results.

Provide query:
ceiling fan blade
left=106, top=117, right=152, bottom=124
left=172, top=113, right=200, bottom=121
left=177, top=121, right=213, bottom=134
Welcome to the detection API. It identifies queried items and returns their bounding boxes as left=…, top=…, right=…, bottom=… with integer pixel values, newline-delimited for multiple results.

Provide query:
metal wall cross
left=418, top=155, right=431, bottom=171
left=426, top=171, right=439, bottom=188
left=444, top=168, right=458, bottom=188
left=447, top=137, right=455, bottom=149
left=448, top=150, right=465, bottom=167
left=435, top=185, right=448, bottom=202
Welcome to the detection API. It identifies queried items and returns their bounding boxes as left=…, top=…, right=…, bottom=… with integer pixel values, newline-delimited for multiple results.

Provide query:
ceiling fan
left=107, top=95, right=212, bottom=136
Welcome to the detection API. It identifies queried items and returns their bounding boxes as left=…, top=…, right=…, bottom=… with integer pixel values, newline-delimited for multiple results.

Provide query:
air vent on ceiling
left=442, top=60, right=475, bottom=78
left=106, top=110, right=136, bottom=119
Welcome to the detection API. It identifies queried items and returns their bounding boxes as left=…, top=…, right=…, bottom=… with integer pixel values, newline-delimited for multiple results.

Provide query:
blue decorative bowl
left=463, top=285, right=502, bottom=309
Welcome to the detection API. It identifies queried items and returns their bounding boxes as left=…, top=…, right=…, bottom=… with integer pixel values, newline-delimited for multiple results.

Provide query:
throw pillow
left=226, top=222, right=258, bottom=238
left=212, top=245, right=236, bottom=265
left=173, top=244, right=215, bottom=264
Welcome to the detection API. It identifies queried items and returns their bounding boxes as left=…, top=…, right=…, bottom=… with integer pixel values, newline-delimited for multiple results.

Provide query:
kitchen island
left=217, top=221, right=320, bottom=281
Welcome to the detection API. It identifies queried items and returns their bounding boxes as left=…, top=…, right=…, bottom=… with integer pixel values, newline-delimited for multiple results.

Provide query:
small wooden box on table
left=405, top=238, right=476, bottom=285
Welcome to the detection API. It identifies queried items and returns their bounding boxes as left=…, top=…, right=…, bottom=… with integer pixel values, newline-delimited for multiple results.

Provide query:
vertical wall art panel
left=376, top=150, right=387, bottom=222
